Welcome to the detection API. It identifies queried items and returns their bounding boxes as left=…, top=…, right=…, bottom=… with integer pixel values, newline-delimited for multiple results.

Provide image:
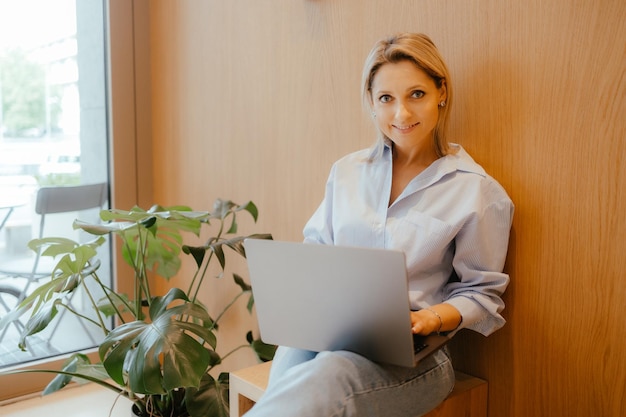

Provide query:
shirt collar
left=381, top=142, right=487, bottom=197
left=440, top=143, right=487, bottom=177
left=382, top=141, right=486, bottom=177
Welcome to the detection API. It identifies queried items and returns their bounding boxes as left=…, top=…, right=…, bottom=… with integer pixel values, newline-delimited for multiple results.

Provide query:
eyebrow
left=373, top=85, right=428, bottom=95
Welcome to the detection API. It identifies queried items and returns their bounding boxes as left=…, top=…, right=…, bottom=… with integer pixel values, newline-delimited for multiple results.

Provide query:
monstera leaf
left=0, top=240, right=104, bottom=349
left=76, top=206, right=206, bottom=280
left=99, top=288, right=217, bottom=394
left=185, top=372, right=230, bottom=417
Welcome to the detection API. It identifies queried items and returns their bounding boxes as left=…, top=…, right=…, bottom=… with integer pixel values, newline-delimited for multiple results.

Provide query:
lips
left=393, top=121, right=419, bottom=132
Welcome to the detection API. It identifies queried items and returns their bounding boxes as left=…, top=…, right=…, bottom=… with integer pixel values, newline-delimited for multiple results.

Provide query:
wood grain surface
left=147, top=1, right=626, bottom=416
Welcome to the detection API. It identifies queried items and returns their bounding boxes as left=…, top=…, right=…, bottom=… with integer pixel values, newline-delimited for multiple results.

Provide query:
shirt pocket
left=388, top=212, right=456, bottom=265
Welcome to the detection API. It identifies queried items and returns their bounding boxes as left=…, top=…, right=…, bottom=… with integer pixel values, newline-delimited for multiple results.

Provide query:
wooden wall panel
left=148, top=1, right=625, bottom=416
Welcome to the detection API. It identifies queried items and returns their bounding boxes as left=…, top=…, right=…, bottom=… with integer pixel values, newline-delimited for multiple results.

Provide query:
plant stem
left=122, top=233, right=145, bottom=321
left=7, top=368, right=128, bottom=396
left=79, top=274, right=110, bottom=335
left=99, top=285, right=129, bottom=324
left=137, top=227, right=152, bottom=302
left=216, top=343, right=250, bottom=364
left=133, top=227, right=148, bottom=320
left=189, top=249, right=214, bottom=303
left=211, top=289, right=247, bottom=328
left=55, top=302, right=103, bottom=329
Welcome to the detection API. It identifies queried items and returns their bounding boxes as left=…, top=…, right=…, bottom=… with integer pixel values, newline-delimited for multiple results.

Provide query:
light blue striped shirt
left=303, top=143, right=514, bottom=336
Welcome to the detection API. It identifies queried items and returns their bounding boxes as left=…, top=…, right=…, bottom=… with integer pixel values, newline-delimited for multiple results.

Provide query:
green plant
left=0, top=198, right=275, bottom=417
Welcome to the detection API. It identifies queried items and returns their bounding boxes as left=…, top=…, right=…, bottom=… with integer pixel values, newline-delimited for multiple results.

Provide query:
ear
left=439, top=80, right=447, bottom=103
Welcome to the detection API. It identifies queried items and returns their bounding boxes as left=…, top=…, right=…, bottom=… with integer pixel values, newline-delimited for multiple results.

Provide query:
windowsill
left=0, top=383, right=132, bottom=417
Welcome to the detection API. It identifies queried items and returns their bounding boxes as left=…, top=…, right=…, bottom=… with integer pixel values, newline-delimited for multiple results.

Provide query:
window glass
left=0, top=0, right=111, bottom=372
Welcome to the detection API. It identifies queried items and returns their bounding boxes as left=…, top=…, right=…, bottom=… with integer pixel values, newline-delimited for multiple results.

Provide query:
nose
left=395, top=101, right=411, bottom=120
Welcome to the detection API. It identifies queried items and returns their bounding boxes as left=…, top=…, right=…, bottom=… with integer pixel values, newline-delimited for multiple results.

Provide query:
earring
left=439, top=101, right=446, bottom=107
left=371, top=112, right=376, bottom=118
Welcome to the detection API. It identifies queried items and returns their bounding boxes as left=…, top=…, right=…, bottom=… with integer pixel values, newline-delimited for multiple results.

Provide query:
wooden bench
left=229, top=361, right=487, bottom=417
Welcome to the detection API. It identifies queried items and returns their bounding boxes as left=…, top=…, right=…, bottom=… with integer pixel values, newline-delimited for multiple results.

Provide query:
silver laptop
left=244, top=239, right=450, bottom=368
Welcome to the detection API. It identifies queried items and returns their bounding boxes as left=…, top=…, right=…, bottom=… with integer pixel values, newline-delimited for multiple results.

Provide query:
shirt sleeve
left=444, top=187, right=514, bottom=336
left=303, top=164, right=336, bottom=245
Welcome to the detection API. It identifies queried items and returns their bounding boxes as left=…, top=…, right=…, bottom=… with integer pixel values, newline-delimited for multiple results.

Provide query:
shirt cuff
left=445, top=295, right=506, bottom=337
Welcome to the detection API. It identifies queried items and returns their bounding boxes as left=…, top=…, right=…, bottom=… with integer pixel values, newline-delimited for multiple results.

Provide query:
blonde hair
left=361, top=33, right=453, bottom=159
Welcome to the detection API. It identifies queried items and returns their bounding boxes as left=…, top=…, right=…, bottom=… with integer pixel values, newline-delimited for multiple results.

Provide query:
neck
left=392, top=141, right=439, bottom=168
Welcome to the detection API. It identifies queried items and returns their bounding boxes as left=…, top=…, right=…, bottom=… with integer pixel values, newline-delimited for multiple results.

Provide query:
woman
left=246, top=33, right=514, bottom=417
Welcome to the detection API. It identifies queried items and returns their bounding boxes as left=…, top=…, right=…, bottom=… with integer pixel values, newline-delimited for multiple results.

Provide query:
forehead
left=371, top=60, right=435, bottom=91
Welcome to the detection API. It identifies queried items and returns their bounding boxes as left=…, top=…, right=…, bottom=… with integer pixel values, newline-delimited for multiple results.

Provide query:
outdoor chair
left=0, top=182, right=108, bottom=347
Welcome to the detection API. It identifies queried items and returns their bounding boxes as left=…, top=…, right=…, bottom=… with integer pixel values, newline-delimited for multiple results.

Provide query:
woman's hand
left=411, top=303, right=462, bottom=335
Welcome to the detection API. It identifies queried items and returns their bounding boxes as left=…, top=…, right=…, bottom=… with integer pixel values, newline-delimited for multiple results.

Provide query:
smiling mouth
left=393, top=122, right=419, bottom=131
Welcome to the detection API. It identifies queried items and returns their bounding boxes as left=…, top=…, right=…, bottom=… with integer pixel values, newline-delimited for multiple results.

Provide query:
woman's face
left=370, top=60, right=446, bottom=152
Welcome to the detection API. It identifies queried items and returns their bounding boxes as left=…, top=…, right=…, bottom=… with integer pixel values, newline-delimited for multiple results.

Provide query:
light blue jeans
left=244, top=346, right=455, bottom=417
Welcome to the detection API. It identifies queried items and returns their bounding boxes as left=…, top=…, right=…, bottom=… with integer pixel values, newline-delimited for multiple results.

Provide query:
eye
left=378, top=94, right=392, bottom=103
left=411, top=90, right=425, bottom=99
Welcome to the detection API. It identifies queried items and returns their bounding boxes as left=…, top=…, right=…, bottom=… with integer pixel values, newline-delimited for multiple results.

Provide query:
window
left=0, top=0, right=112, bottom=400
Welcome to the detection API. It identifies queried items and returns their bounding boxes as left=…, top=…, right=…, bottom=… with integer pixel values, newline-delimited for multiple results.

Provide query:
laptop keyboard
left=413, top=334, right=429, bottom=353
